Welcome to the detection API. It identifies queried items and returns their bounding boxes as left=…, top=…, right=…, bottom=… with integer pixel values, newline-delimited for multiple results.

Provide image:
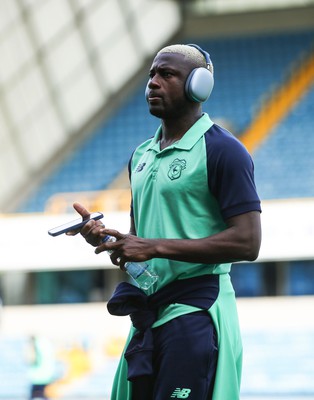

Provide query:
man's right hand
left=66, top=202, right=105, bottom=247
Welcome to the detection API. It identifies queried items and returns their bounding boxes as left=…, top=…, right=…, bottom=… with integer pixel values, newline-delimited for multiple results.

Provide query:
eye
left=162, top=71, right=172, bottom=78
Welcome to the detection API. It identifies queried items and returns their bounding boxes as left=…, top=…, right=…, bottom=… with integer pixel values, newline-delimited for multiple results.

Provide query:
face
left=146, top=52, right=194, bottom=119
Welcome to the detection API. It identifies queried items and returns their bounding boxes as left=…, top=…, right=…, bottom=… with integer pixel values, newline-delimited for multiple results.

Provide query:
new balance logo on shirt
left=135, top=163, right=146, bottom=172
left=171, top=388, right=192, bottom=398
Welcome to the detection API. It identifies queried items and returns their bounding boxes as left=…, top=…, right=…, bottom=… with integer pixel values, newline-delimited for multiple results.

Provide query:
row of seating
left=17, top=30, right=314, bottom=212
left=253, top=87, right=314, bottom=199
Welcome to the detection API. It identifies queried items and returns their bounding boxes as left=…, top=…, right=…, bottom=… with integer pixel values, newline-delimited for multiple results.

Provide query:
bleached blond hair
left=157, top=44, right=214, bottom=74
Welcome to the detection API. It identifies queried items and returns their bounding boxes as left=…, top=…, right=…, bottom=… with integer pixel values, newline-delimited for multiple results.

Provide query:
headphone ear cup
left=185, top=67, right=214, bottom=102
left=145, top=84, right=149, bottom=101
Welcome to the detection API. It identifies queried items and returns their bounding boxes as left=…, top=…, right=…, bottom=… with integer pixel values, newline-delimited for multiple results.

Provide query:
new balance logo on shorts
left=171, top=388, right=192, bottom=398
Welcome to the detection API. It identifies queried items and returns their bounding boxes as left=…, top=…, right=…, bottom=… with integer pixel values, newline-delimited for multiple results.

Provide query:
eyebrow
left=149, top=64, right=179, bottom=74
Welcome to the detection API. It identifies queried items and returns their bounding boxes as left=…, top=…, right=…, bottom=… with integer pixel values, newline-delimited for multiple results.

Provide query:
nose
left=148, top=74, right=161, bottom=89
left=145, top=76, right=159, bottom=100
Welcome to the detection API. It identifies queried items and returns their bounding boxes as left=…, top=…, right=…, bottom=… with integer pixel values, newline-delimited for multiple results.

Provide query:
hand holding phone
left=48, top=212, right=103, bottom=236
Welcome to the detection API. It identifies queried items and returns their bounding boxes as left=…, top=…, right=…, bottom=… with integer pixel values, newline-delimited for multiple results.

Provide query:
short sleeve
left=205, top=124, right=261, bottom=220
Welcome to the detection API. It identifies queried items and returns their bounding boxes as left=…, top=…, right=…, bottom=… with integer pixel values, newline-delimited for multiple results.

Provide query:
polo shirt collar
left=147, top=113, right=214, bottom=152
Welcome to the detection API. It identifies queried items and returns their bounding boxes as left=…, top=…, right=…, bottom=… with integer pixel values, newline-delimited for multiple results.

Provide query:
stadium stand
left=17, top=83, right=159, bottom=213
left=17, top=30, right=314, bottom=213
left=253, top=87, right=314, bottom=199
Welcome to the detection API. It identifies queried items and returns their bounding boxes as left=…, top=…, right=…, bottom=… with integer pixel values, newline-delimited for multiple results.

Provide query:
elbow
left=228, top=211, right=262, bottom=262
left=245, top=248, right=260, bottom=262
left=242, top=236, right=261, bottom=261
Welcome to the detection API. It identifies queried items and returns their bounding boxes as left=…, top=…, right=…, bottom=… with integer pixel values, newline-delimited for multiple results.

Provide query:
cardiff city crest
left=168, top=158, right=187, bottom=180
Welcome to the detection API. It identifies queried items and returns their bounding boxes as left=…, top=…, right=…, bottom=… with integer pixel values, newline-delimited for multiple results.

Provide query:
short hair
left=157, top=44, right=214, bottom=74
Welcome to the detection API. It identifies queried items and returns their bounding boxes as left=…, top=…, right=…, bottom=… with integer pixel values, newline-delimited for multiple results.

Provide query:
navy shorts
left=132, top=310, right=218, bottom=400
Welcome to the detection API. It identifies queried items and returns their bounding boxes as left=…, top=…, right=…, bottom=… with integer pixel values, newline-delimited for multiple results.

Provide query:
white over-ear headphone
left=184, top=44, right=214, bottom=103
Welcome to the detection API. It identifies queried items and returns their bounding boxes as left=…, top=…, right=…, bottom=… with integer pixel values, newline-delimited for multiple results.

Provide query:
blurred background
left=0, top=0, right=314, bottom=399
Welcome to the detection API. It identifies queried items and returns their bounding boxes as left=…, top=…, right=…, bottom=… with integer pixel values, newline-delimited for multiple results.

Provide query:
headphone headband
left=187, top=43, right=212, bottom=69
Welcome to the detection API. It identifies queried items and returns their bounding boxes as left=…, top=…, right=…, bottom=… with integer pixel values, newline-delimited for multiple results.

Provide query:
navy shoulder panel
left=204, top=124, right=261, bottom=220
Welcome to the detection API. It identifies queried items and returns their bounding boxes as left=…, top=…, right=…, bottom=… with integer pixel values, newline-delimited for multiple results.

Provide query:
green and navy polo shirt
left=110, top=113, right=259, bottom=400
left=129, top=113, right=261, bottom=291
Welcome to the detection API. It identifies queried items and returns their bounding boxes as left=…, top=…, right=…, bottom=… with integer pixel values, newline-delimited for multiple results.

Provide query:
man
left=72, top=44, right=261, bottom=400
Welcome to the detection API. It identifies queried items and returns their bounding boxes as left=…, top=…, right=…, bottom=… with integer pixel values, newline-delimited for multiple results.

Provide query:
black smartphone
left=48, top=212, right=104, bottom=236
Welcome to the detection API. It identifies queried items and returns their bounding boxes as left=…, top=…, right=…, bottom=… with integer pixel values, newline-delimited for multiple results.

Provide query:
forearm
left=148, top=211, right=261, bottom=264
left=96, top=212, right=261, bottom=266
left=151, top=229, right=257, bottom=265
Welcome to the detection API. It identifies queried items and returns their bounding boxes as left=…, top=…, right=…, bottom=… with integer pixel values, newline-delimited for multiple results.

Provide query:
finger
left=102, top=229, right=125, bottom=240
left=117, top=257, right=127, bottom=271
left=94, top=244, right=107, bottom=255
left=66, top=216, right=101, bottom=239
left=110, top=253, right=125, bottom=269
left=81, top=220, right=105, bottom=247
left=80, top=219, right=97, bottom=237
left=73, top=202, right=91, bottom=218
left=94, top=230, right=124, bottom=254
left=94, top=235, right=119, bottom=255
left=65, top=229, right=80, bottom=236
left=95, top=239, right=115, bottom=255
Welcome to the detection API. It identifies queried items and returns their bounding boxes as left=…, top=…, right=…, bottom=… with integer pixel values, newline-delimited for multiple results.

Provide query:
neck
left=160, top=110, right=202, bottom=147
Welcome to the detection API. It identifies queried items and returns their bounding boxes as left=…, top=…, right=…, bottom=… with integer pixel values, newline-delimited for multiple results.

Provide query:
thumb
left=73, top=202, right=91, bottom=218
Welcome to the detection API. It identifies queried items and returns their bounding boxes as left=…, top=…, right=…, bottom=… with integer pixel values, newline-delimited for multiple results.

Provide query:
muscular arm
left=71, top=202, right=261, bottom=266
left=98, top=211, right=261, bottom=266
left=151, top=211, right=261, bottom=264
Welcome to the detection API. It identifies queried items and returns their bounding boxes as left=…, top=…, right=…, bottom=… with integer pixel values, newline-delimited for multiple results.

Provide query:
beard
left=147, top=98, right=191, bottom=120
